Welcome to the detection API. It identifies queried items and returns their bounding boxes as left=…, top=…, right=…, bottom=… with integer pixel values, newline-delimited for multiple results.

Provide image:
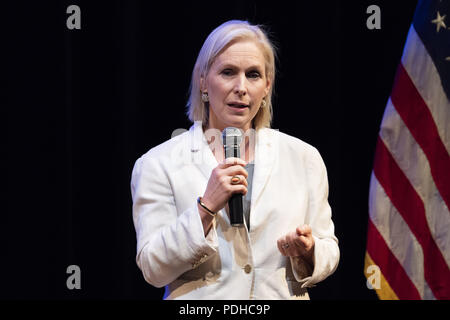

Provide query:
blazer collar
left=188, top=121, right=218, bottom=181
left=251, top=126, right=277, bottom=208
left=188, top=121, right=277, bottom=208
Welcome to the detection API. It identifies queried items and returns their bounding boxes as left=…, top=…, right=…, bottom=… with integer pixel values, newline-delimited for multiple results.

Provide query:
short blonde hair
left=186, top=20, right=277, bottom=130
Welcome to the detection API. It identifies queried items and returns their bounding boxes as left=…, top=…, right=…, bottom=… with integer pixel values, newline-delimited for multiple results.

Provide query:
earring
left=201, top=92, right=209, bottom=103
left=261, top=99, right=267, bottom=108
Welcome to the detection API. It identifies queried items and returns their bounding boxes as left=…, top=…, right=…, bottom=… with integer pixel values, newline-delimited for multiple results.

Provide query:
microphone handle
left=226, top=145, right=244, bottom=226
left=229, top=194, right=244, bottom=226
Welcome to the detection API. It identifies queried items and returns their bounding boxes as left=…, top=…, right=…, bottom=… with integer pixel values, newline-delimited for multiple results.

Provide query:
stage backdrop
left=4, top=0, right=417, bottom=299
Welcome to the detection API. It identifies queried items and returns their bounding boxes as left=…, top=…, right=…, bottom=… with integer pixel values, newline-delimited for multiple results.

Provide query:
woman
left=131, top=20, right=339, bottom=299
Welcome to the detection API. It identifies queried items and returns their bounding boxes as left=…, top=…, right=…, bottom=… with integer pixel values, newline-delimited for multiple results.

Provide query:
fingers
left=216, top=170, right=248, bottom=195
left=287, top=232, right=303, bottom=255
left=219, top=159, right=249, bottom=191
left=277, top=227, right=315, bottom=257
left=296, top=224, right=315, bottom=252
left=219, top=157, right=247, bottom=168
left=229, top=182, right=248, bottom=196
left=296, top=226, right=309, bottom=244
left=229, top=172, right=248, bottom=195
left=225, top=167, right=249, bottom=181
left=296, top=224, right=312, bottom=236
left=217, top=158, right=248, bottom=185
left=202, top=157, right=248, bottom=212
left=277, top=232, right=297, bottom=257
left=229, top=174, right=248, bottom=187
left=293, top=234, right=308, bottom=249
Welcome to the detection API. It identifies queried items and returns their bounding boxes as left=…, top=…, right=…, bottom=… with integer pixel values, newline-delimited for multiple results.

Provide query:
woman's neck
left=203, top=124, right=255, bottom=163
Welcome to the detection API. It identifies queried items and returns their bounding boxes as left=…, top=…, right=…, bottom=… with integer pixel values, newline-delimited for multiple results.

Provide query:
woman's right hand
left=201, top=157, right=248, bottom=213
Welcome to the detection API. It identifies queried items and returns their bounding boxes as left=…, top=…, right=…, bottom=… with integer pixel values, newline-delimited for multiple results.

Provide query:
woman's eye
left=221, top=69, right=233, bottom=76
left=247, top=71, right=261, bottom=79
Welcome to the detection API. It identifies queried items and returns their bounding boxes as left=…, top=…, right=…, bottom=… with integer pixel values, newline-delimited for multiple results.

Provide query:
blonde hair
left=186, top=20, right=277, bottom=130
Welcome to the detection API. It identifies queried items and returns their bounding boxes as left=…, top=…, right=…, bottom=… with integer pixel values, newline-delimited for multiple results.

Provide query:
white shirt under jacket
left=131, top=121, right=339, bottom=300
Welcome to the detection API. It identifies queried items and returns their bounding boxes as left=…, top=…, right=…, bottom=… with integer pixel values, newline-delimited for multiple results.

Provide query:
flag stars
left=431, top=11, right=446, bottom=32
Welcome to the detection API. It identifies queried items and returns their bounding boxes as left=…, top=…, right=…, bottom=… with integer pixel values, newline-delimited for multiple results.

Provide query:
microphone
left=222, top=127, right=244, bottom=227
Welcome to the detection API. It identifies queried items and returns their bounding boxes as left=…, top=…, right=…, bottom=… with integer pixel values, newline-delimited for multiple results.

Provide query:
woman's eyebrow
left=218, top=63, right=263, bottom=72
left=217, top=63, right=238, bottom=69
left=246, top=65, right=264, bottom=72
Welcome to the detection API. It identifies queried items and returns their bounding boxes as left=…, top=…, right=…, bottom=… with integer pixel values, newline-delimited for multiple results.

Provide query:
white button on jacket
left=131, top=122, right=339, bottom=300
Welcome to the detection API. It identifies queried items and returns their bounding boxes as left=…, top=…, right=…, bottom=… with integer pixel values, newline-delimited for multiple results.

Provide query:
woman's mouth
left=227, top=102, right=250, bottom=110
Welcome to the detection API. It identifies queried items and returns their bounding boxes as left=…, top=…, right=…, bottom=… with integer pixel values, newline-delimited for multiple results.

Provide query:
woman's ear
left=264, top=77, right=272, bottom=96
left=200, top=76, right=206, bottom=92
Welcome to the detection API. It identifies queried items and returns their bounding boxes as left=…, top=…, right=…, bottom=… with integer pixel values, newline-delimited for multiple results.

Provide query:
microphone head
left=222, top=127, right=243, bottom=148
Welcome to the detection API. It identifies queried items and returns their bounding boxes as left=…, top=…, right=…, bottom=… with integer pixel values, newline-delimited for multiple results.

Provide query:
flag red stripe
left=366, top=218, right=421, bottom=299
left=390, top=64, right=450, bottom=211
left=373, top=136, right=450, bottom=299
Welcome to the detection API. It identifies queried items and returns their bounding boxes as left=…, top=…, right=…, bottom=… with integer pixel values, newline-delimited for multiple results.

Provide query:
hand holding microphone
left=199, top=127, right=247, bottom=227
left=201, top=157, right=248, bottom=215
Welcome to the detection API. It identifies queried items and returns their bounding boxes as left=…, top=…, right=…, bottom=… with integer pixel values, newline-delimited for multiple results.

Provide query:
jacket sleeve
left=290, top=147, right=340, bottom=288
left=130, top=154, right=219, bottom=288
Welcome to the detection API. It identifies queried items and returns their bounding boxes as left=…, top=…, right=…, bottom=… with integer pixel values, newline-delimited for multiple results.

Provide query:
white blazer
left=131, top=122, right=339, bottom=300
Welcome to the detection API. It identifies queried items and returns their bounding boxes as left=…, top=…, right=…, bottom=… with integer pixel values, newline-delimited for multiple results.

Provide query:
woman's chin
left=223, top=114, right=253, bottom=129
left=210, top=112, right=253, bottom=131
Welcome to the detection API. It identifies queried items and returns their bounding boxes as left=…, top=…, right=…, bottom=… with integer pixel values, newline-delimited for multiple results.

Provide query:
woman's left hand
left=277, top=225, right=315, bottom=265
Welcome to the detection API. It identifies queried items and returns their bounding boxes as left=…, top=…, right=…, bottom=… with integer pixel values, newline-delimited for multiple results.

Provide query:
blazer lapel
left=189, top=121, right=218, bottom=180
left=250, top=128, right=277, bottom=209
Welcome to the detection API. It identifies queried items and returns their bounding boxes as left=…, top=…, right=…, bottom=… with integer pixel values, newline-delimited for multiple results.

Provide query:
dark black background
left=3, top=0, right=417, bottom=300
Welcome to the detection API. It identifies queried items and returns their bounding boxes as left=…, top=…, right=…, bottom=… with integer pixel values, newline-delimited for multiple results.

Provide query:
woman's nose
left=234, top=74, right=247, bottom=96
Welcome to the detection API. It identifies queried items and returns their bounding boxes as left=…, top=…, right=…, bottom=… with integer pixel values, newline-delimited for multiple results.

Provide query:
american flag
left=364, top=0, right=450, bottom=299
